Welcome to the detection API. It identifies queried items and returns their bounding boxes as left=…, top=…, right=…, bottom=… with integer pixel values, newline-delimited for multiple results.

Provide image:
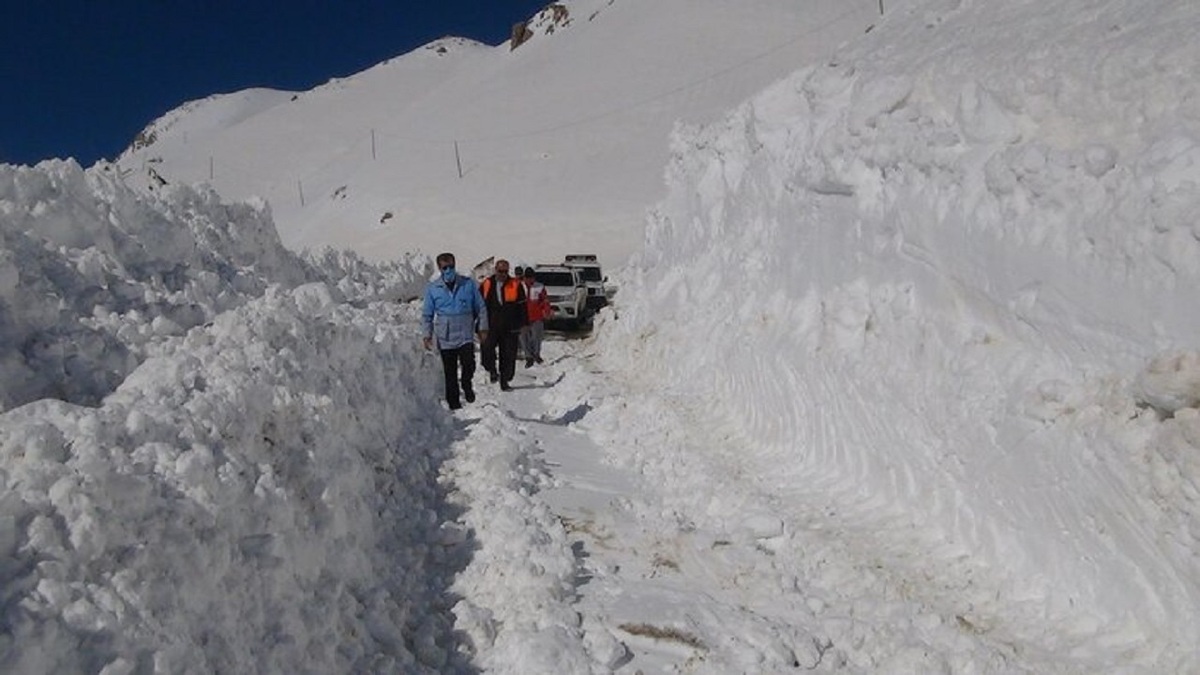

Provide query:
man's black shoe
left=448, top=400, right=462, bottom=410
left=499, top=383, right=512, bottom=392
left=464, top=388, right=476, bottom=403
left=525, top=358, right=534, bottom=368
left=535, top=357, right=544, bottom=364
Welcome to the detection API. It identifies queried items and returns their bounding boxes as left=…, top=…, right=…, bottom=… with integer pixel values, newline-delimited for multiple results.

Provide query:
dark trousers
left=440, top=343, right=475, bottom=407
left=481, top=330, right=520, bottom=385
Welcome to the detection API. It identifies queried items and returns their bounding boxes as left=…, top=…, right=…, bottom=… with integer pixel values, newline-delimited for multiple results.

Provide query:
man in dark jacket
left=479, top=259, right=527, bottom=391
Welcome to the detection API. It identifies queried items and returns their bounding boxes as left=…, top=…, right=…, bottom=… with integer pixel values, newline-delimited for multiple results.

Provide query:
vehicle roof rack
left=564, top=254, right=598, bottom=263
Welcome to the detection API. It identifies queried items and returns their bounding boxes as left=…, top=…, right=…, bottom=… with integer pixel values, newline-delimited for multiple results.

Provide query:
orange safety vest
left=480, top=276, right=526, bottom=304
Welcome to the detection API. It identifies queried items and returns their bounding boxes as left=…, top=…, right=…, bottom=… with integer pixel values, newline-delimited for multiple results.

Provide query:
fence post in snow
left=298, top=180, right=305, bottom=207
left=454, top=140, right=464, bottom=179
left=209, top=156, right=214, bottom=180
left=371, top=129, right=377, bottom=160
left=879, top=0, right=884, bottom=14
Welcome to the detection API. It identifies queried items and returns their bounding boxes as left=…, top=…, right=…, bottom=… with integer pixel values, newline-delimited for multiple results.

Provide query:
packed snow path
left=443, top=333, right=1108, bottom=674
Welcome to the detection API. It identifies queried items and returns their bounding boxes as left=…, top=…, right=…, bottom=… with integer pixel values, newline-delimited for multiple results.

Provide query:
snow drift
left=597, top=0, right=1200, bottom=670
left=0, top=161, right=479, bottom=672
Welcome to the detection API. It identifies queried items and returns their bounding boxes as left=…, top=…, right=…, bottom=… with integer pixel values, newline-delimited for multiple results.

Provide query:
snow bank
left=0, top=160, right=426, bottom=412
left=445, top=403, right=594, bottom=674
left=1, top=291, right=459, bottom=673
left=598, top=0, right=1200, bottom=670
left=0, top=161, right=469, bottom=672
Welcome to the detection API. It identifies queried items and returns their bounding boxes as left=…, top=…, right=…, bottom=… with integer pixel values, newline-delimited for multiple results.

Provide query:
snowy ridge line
left=599, top=0, right=1200, bottom=669
left=0, top=287, right=464, bottom=672
left=369, top=3, right=876, bottom=146
left=445, top=403, right=595, bottom=673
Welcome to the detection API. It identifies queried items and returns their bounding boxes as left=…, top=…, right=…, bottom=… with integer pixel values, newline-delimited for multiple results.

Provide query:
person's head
left=494, top=259, right=510, bottom=279
left=436, top=253, right=456, bottom=282
left=523, top=267, right=536, bottom=283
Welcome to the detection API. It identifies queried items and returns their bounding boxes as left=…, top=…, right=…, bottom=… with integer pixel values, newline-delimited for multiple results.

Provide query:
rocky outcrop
left=510, top=21, right=534, bottom=50
left=510, top=4, right=571, bottom=50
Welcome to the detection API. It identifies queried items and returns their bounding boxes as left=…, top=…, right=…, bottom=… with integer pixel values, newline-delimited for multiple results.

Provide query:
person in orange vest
left=479, top=259, right=527, bottom=391
left=520, top=266, right=553, bottom=367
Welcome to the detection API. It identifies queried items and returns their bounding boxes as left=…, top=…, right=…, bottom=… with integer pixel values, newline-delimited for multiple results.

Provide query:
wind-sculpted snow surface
left=0, top=161, right=473, bottom=672
left=599, top=0, right=1200, bottom=670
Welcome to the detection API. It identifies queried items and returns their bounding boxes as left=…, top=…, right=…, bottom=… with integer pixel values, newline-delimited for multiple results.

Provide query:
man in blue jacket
left=422, top=252, right=488, bottom=410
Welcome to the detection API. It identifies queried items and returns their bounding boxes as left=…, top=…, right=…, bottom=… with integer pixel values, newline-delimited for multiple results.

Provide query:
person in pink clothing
left=520, top=267, right=553, bottom=367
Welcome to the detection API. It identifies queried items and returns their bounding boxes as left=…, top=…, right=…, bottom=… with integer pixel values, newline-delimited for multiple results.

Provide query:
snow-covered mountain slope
left=126, top=89, right=296, bottom=154
left=596, top=0, right=1200, bottom=668
left=116, top=0, right=880, bottom=269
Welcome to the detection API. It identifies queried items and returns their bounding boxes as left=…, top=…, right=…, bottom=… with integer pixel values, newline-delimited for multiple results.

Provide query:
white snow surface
left=115, top=0, right=879, bottom=270
left=4, top=0, right=1200, bottom=673
left=594, top=0, right=1200, bottom=669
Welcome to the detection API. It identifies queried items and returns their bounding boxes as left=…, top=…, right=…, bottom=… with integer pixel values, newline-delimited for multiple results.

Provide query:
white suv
left=533, top=264, right=587, bottom=329
left=564, top=254, right=608, bottom=311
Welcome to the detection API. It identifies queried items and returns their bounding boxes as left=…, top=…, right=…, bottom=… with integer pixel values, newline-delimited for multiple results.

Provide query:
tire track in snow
left=472, top=337, right=1050, bottom=672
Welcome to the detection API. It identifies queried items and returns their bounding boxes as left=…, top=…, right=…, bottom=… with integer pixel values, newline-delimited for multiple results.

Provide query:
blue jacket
left=422, top=274, right=488, bottom=349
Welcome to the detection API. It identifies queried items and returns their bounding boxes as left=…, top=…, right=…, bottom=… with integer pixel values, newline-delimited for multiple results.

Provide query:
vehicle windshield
left=536, top=272, right=576, bottom=287
left=574, top=266, right=603, bottom=282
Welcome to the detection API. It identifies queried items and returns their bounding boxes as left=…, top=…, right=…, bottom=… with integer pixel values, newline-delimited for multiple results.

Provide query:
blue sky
left=0, top=1, right=549, bottom=166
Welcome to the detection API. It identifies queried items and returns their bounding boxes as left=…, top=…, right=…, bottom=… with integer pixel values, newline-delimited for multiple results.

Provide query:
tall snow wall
left=599, top=0, right=1200, bottom=669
